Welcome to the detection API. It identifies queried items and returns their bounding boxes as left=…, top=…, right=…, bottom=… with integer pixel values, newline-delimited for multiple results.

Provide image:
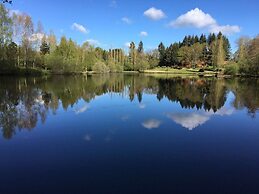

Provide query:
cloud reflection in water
left=167, top=107, right=235, bottom=130
left=142, top=119, right=162, bottom=129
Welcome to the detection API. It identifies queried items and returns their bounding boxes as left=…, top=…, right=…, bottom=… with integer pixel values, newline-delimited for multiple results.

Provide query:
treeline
left=1, top=75, right=259, bottom=139
left=235, top=36, right=259, bottom=76
left=157, top=33, right=230, bottom=68
left=1, top=4, right=258, bottom=75
left=0, top=4, right=155, bottom=73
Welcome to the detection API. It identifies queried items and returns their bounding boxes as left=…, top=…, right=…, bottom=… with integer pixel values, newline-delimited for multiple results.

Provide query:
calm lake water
left=0, top=74, right=259, bottom=194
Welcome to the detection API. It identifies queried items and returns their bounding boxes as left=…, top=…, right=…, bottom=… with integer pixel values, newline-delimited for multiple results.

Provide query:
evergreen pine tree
left=137, top=41, right=144, bottom=54
left=40, top=40, right=50, bottom=55
left=194, top=35, right=199, bottom=44
left=199, top=34, right=207, bottom=44
left=158, top=42, right=166, bottom=66
left=182, top=36, right=188, bottom=47
left=223, top=36, right=231, bottom=60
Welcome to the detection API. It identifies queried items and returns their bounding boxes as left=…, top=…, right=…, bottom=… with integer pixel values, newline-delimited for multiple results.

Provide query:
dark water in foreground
left=0, top=74, right=259, bottom=194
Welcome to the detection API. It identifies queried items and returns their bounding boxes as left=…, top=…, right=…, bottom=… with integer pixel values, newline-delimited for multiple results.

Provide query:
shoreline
left=0, top=68, right=258, bottom=78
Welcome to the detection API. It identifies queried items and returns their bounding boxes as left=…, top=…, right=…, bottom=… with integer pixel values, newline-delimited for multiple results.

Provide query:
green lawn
left=143, top=67, right=218, bottom=76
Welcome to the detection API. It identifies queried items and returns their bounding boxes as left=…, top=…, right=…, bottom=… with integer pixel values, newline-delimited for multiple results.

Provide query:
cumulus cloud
left=121, top=17, right=132, bottom=24
left=142, top=119, right=161, bottom=129
left=169, top=8, right=240, bottom=35
left=140, top=31, right=148, bottom=37
left=170, top=8, right=216, bottom=28
left=144, top=7, right=166, bottom=21
left=71, top=23, right=89, bottom=34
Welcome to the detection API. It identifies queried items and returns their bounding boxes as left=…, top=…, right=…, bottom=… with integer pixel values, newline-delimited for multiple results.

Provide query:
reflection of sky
left=166, top=107, right=235, bottom=130
left=74, top=104, right=89, bottom=115
left=142, top=119, right=162, bottom=129
left=166, top=92, right=236, bottom=130
left=139, top=103, right=146, bottom=109
left=167, top=112, right=210, bottom=130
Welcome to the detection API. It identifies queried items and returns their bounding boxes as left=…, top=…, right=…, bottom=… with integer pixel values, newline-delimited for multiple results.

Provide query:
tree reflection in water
left=0, top=75, right=258, bottom=139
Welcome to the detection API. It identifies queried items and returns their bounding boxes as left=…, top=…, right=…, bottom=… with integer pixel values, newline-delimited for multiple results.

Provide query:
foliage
left=224, top=62, right=239, bottom=75
left=92, top=61, right=110, bottom=73
left=236, top=36, right=259, bottom=76
left=0, top=3, right=257, bottom=76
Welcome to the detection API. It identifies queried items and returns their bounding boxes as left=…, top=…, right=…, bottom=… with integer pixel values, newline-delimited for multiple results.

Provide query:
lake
left=0, top=74, right=259, bottom=194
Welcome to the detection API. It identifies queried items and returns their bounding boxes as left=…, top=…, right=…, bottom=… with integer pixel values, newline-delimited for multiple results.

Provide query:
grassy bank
left=1, top=66, right=258, bottom=78
left=143, top=67, right=218, bottom=77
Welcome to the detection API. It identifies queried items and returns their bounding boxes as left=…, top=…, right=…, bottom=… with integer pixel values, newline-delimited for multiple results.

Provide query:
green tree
left=40, top=37, right=50, bottom=55
left=137, top=41, right=144, bottom=54
left=214, top=32, right=225, bottom=67
left=223, top=36, right=231, bottom=60
left=129, top=42, right=136, bottom=70
left=158, top=42, right=166, bottom=66
left=202, top=46, right=212, bottom=66
left=21, top=15, right=34, bottom=68
left=165, top=43, right=179, bottom=67
left=6, top=42, right=17, bottom=67
left=199, top=34, right=207, bottom=44
left=178, top=43, right=203, bottom=68
left=182, top=36, right=188, bottom=47
left=0, top=4, right=12, bottom=67
left=208, top=33, right=216, bottom=45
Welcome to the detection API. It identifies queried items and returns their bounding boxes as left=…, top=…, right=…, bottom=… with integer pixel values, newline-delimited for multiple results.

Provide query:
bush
left=224, top=63, right=238, bottom=75
left=45, top=54, right=64, bottom=73
left=92, top=61, right=110, bottom=73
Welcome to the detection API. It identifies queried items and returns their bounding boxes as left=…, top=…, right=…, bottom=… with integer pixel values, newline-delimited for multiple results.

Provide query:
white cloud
left=209, top=24, right=241, bottom=35
left=167, top=112, right=210, bottom=130
left=169, top=8, right=241, bottom=35
left=166, top=107, right=235, bottom=130
left=170, top=8, right=216, bottom=28
left=110, top=0, right=117, bottom=8
left=29, top=33, right=45, bottom=42
left=86, top=39, right=100, bottom=46
left=142, top=119, right=161, bottom=129
left=71, top=23, right=89, bottom=34
left=121, top=17, right=132, bottom=24
left=144, top=7, right=166, bottom=21
left=140, top=31, right=148, bottom=37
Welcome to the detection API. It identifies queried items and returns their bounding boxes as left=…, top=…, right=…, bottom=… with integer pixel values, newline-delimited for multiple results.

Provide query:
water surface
left=0, top=74, right=259, bottom=194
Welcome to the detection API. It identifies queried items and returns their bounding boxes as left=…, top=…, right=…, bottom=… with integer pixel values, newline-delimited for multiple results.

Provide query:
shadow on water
left=0, top=74, right=259, bottom=139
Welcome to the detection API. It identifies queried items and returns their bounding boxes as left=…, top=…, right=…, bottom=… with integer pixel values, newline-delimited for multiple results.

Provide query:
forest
left=0, top=4, right=258, bottom=75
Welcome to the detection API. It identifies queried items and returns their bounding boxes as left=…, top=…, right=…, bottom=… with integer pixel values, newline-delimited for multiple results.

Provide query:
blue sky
left=5, top=0, right=259, bottom=51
